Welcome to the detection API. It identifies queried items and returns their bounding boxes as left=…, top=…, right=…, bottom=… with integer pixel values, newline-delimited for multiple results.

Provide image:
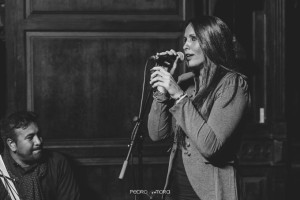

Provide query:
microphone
left=150, top=52, right=184, bottom=65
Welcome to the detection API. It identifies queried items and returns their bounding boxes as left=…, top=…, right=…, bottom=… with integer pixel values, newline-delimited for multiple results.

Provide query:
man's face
left=13, top=122, right=43, bottom=165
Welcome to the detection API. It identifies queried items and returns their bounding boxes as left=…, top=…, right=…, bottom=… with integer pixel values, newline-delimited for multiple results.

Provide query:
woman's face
left=183, top=23, right=205, bottom=68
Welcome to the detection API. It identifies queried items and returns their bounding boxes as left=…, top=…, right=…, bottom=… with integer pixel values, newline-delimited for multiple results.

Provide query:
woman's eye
left=191, top=36, right=197, bottom=41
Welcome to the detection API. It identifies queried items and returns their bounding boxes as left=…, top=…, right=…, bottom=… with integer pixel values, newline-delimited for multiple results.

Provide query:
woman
left=148, top=16, right=250, bottom=200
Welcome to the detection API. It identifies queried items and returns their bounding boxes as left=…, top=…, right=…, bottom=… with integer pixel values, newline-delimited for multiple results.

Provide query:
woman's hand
left=153, top=49, right=181, bottom=75
left=150, top=66, right=184, bottom=100
left=150, top=49, right=184, bottom=99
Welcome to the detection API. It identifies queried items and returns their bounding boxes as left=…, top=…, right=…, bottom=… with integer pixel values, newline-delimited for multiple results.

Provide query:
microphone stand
left=118, top=89, right=153, bottom=188
left=119, top=57, right=155, bottom=200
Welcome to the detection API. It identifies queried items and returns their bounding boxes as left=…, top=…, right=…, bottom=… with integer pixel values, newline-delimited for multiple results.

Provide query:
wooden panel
left=286, top=1, right=299, bottom=198
left=28, top=0, right=178, bottom=13
left=48, top=139, right=170, bottom=199
left=0, top=1, right=5, bottom=119
left=289, top=165, right=300, bottom=199
left=265, top=0, right=286, bottom=124
left=43, top=139, right=170, bottom=164
left=238, top=139, right=285, bottom=166
left=26, top=32, right=182, bottom=139
left=239, top=166, right=286, bottom=200
left=0, top=0, right=4, bottom=40
left=25, top=0, right=185, bottom=20
left=241, top=177, right=267, bottom=200
left=72, top=163, right=168, bottom=200
left=252, top=11, right=267, bottom=124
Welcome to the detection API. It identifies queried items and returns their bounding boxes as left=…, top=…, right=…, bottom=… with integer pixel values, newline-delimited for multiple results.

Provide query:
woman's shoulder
left=221, top=72, right=248, bottom=89
left=215, top=71, right=249, bottom=97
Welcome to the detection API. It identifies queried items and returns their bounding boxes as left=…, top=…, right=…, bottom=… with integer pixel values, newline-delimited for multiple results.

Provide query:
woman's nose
left=183, top=40, right=189, bottom=50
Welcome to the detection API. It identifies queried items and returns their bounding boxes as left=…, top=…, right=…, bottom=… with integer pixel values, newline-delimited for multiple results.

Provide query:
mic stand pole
left=118, top=88, right=153, bottom=193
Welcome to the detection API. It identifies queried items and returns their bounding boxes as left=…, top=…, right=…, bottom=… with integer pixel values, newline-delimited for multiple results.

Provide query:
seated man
left=0, top=111, right=80, bottom=200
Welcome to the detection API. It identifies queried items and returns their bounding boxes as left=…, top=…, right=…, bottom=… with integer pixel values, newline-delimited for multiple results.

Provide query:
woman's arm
left=147, top=91, right=173, bottom=141
left=170, top=78, right=250, bottom=159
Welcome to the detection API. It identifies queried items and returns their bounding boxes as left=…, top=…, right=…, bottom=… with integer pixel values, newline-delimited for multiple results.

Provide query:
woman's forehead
left=184, top=23, right=196, bottom=36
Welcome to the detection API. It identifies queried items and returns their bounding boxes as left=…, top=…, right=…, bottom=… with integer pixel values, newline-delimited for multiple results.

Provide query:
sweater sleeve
left=169, top=74, right=250, bottom=159
left=147, top=90, right=174, bottom=141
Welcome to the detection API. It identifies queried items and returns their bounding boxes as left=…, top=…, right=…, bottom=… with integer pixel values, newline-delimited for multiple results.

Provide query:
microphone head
left=150, top=52, right=184, bottom=63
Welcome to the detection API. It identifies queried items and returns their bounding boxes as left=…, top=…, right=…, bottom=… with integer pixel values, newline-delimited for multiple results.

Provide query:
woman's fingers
left=150, top=75, right=163, bottom=85
left=169, top=49, right=177, bottom=55
left=152, top=81, right=164, bottom=89
left=156, top=49, right=177, bottom=57
left=150, top=71, right=170, bottom=84
left=150, top=67, right=169, bottom=78
left=153, top=50, right=181, bottom=76
left=151, top=66, right=168, bottom=72
left=170, top=57, right=179, bottom=75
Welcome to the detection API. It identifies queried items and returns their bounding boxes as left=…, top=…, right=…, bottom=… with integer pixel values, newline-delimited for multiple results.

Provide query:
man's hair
left=0, top=111, right=38, bottom=142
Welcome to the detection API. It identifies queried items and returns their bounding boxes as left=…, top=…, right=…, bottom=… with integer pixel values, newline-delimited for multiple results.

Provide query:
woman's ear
left=6, top=138, right=17, bottom=152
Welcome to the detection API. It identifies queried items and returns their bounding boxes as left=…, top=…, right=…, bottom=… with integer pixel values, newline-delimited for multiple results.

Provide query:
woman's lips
left=185, top=54, right=193, bottom=60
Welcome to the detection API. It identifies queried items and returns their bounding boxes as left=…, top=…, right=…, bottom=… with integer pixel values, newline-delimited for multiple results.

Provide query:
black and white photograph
left=0, top=0, right=298, bottom=199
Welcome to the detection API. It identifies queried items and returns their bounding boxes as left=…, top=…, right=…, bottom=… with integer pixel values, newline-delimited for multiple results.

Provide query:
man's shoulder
left=42, top=149, right=70, bottom=165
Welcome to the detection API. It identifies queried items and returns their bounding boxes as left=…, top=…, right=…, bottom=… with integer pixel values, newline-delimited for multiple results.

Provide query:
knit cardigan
left=148, top=72, right=250, bottom=200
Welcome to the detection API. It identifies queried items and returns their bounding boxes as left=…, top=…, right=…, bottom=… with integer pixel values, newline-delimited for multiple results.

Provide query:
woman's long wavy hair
left=177, top=16, right=241, bottom=148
